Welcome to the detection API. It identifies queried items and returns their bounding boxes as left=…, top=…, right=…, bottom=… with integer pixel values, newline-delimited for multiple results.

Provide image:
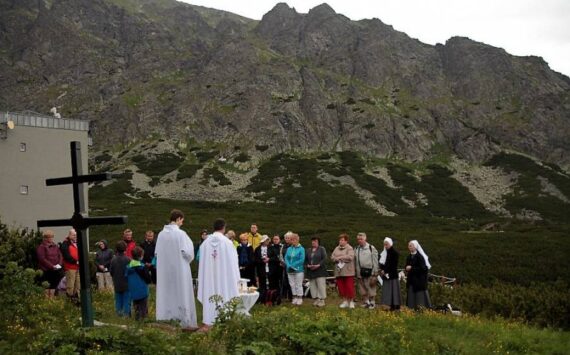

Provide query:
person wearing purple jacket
left=36, top=230, right=63, bottom=298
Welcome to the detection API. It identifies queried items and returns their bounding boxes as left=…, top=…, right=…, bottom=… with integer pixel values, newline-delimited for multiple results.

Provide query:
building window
left=20, top=143, right=26, bottom=152
left=20, top=185, right=29, bottom=195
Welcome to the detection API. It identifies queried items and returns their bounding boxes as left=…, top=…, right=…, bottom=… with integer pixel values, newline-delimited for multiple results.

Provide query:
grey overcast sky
left=181, top=0, right=570, bottom=77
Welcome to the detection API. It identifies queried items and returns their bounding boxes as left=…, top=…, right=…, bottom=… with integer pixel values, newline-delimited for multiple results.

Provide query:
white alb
left=155, top=224, right=197, bottom=328
left=198, top=231, right=241, bottom=326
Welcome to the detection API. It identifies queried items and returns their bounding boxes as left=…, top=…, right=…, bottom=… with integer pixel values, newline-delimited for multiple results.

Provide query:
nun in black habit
left=405, top=240, right=432, bottom=310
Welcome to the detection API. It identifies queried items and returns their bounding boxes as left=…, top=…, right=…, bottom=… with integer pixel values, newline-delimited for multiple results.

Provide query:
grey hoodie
left=95, top=240, right=114, bottom=271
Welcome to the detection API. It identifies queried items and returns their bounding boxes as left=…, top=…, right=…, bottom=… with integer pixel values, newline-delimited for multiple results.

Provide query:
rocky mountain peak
left=267, top=2, right=298, bottom=15
left=307, top=3, right=337, bottom=17
left=259, top=2, right=300, bottom=24
left=257, top=2, right=303, bottom=54
left=261, top=3, right=299, bottom=20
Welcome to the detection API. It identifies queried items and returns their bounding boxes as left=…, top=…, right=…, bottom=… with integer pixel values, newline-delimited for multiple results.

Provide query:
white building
left=0, top=111, right=89, bottom=241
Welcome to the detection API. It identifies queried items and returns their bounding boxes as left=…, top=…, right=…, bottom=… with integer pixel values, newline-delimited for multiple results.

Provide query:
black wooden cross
left=37, top=141, right=127, bottom=327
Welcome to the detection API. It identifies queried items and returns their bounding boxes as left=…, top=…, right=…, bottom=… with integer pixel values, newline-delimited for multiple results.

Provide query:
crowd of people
left=36, top=209, right=432, bottom=331
left=226, top=225, right=432, bottom=311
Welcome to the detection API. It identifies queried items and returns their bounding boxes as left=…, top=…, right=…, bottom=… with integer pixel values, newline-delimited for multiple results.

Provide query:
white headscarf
left=379, top=237, right=393, bottom=265
left=410, top=240, right=431, bottom=269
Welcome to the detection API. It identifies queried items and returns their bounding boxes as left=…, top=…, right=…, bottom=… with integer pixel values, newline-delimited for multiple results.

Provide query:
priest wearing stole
left=198, top=218, right=241, bottom=330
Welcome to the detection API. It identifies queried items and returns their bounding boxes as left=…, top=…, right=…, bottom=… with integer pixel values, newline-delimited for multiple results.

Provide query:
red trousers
left=336, top=276, right=355, bottom=299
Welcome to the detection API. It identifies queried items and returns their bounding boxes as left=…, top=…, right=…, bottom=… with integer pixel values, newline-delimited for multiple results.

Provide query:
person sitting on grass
left=110, top=241, right=130, bottom=317
left=126, top=246, right=151, bottom=321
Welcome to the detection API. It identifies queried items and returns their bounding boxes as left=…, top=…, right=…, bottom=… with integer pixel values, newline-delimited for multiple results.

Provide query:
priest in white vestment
left=198, top=218, right=240, bottom=327
left=155, top=209, right=197, bottom=329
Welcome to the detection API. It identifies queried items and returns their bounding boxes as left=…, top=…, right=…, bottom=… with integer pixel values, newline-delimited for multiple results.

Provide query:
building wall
left=0, top=125, right=89, bottom=242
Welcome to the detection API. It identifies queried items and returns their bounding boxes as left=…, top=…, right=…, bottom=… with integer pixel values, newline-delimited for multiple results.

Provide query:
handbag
left=358, top=246, right=374, bottom=278
left=360, top=267, right=372, bottom=278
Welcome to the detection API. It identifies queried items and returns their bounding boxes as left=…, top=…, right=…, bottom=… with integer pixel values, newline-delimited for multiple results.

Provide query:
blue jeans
left=115, top=291, right=131, bottom=316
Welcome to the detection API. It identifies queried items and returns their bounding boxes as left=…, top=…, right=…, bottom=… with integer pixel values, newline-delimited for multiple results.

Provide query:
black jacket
left=60, top=240, right=78, bottom=264
left=109, top=253, right=130, bottom=293
left=237, top=244, right=255, bottom=285
left=140, top=240, right=156, bottom=264
left=237, top=244, right=255, bottom=268
left=269, top=243, right=283, bottom=274
left=405, top=253, right=429, bottom=292
left=254, top=245, right=280, bottom=276
left=380, top=247, right=399, bottom=280
left=270, top=243, right=282, bottom=258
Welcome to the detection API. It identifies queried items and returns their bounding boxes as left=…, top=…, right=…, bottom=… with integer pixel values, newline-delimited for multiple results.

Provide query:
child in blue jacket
left=126, top=246, right=151, bottom=320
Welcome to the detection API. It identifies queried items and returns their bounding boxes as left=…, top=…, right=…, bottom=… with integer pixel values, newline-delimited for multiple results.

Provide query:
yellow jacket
left=246, top=232, right=262, bottom=250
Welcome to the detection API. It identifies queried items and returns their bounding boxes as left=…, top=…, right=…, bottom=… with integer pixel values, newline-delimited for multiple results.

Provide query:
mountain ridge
left=1, top=0, right=568, bottom=166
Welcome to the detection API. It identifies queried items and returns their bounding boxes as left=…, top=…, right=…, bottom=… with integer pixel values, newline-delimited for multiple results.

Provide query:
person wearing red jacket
left=60, top=229, right=80, bottom=303
left=123, top=229, right=136, bottom=259
left=36, top=230, right=63, bottom=298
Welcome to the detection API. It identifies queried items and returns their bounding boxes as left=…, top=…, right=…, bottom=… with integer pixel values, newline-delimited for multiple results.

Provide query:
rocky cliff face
left=1, top=0, right=569, bottom=166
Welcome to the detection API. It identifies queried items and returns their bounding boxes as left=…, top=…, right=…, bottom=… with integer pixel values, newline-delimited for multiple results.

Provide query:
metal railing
left=0, top=111, right=89, bottom=131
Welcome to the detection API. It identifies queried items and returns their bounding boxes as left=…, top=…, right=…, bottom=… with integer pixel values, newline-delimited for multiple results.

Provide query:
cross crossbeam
left=37, top=141, right=127, bottom=327
left=46, top=172, right=115, bottom=186
left=37, top=215, right=127, bottom=230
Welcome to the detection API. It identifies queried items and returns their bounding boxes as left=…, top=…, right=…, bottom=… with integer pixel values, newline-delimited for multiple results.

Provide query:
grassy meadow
left=87, top=149, right=570, bottom=334
left=2, top=149, right=570, bottom=353
left=89, top=197, right=570, bottom=287
left=2, top=284, right=568, bottom=354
